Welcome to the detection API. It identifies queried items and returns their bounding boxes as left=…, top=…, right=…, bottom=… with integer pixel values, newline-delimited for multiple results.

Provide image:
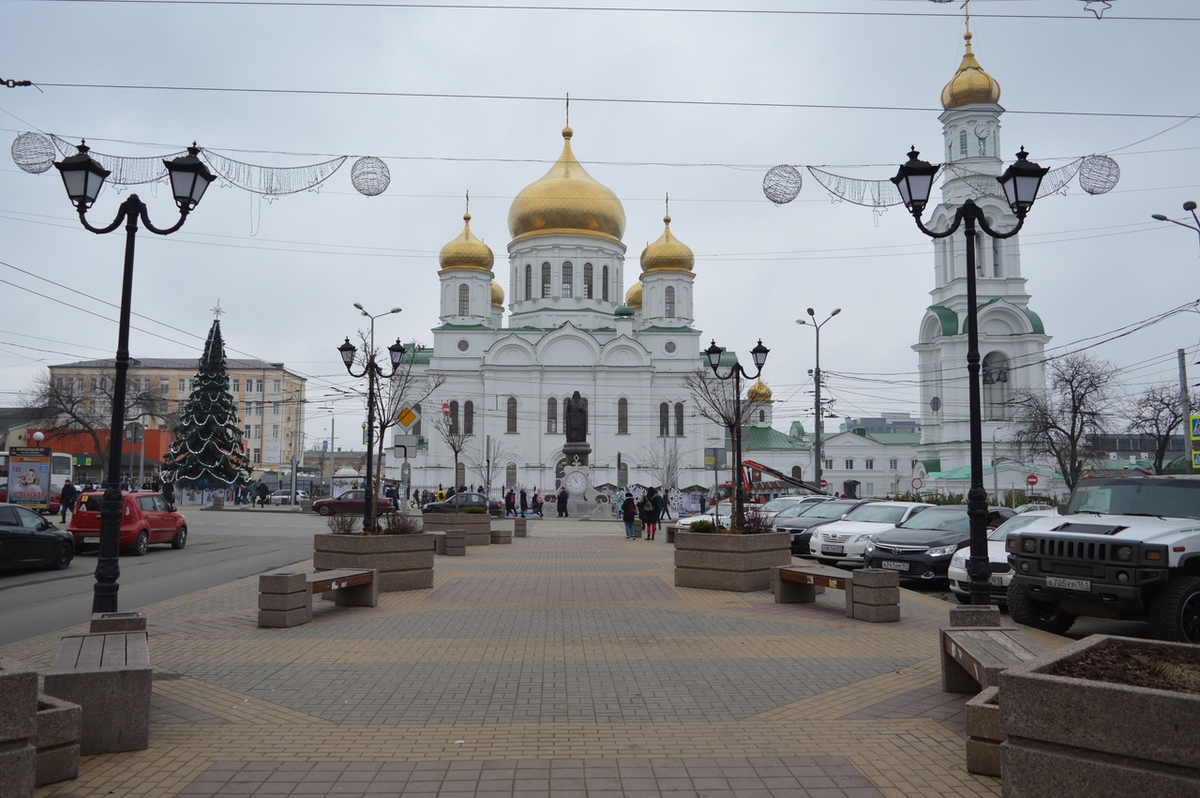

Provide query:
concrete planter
left=313, top=532, right=434, bottom=591
left=35, top=693, right=80, bottom=787
left=999, top=634, right=1200, bottom=796
left=423, top=512, right=491, bottom=546
left=0, top=657, right=38, bottom=798
left=674, top=531, right=791, bottom=592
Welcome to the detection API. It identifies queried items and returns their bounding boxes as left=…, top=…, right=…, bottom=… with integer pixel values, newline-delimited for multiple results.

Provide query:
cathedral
left=385, top=21, right=1060, bottom=503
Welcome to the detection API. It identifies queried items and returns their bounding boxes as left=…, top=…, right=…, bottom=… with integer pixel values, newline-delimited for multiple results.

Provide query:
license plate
left=1046, top=576, right=1090, bottom=592
left=822, top=545, right=844, bottom=555
left=989, top=575, right=1005, bottom=587
left=82, top=536, right=99, bottom=544
left=880, top=560, right=909, bottom=571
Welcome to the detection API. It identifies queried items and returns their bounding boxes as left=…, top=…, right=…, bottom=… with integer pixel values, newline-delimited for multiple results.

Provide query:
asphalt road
left=0, top=508, right=323, bottom=647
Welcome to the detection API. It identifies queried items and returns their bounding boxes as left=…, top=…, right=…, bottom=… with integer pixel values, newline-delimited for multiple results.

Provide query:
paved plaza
left=9, top=518, right=1066, bottom=797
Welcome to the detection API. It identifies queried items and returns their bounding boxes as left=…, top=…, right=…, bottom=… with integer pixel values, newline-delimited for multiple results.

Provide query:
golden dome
left=747, top=379, right=772, bottom=403
left=508, top=126, right=626, bottom=244
left=491, top=280, right=504, bottom=308
left=439, top=212, right=494, bottom=273
left=624, top=281, right=642, bottom=309
left=640, top=215, right=694, bottom=274
left=941, top=31, right=1000, bottom=110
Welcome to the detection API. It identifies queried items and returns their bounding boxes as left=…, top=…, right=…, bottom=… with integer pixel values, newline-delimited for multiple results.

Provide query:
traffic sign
left=911, top=477, right=923, bottom=491
left=1026, top=474, right=1039, bottom=487
left=820, top=479, right=828, bottom=489
left=394, top=434, right=418, bottom=458
left=398, top=405, right=417, bottom=428
left=442, top=401, right=451, bottom=418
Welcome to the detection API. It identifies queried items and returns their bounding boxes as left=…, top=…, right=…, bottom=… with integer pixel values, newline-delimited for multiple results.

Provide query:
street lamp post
left=55, top=141, right=214, bottom=614
left=338, top=304, right=404, bottom=531
left=892, top=146, right=1047, bottom=606
left=1151, top=201, right=1200, bottom=251
left=704, top=339, right=770, bottom=530
left=796, top=308, right=840, bottom=493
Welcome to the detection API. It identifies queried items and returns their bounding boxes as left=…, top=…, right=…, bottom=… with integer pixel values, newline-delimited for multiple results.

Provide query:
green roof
left=928, top=305, right=958, bottom=337
left=865, top=432, right=922, bottom=446
left=745, top=425, right=809, bottom=451
left=433, top=323, right=491, bottom=331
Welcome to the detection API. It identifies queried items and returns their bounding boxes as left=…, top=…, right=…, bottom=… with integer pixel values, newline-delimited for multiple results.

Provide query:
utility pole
left=1181, top=349, right=1193, bottom=472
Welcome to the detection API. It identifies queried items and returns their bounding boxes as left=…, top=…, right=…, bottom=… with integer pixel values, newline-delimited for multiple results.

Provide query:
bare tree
left=352, top=332, right=444, bottom=493
left=680, top=369, right=764, bottom=441
left=636, top=437, right=680, bottom=494
left=1126, top=384, right=1193, bottom=474
left=430, top=414, right=471, bottom=509
left=22, top=371, right=177, bottom=465
left=1009, top=354, right=1118, bottom=491
left=465, top=436, right=518, bottom=498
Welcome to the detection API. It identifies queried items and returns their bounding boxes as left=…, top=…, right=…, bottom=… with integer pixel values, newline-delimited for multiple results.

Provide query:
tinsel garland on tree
left=161, top=319, right=252, bottom=488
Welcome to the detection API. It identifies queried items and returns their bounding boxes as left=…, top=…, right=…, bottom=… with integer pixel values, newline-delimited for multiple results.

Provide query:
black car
left=422, top=492, right=503, bottom=517
left=863, top=506, right=1015, bottom=580
left=777, top=499, right=871, bottom=556
left=0, top=502, right=74, bottom=571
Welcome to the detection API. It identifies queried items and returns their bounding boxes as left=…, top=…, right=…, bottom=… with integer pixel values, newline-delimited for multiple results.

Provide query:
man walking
left=59, top=479, right=78, bottom=524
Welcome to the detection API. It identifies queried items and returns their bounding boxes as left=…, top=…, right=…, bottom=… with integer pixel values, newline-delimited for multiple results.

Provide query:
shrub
left=463, top=506, right=487, bottom=515
left=735, top=511, right=775, bottom=535
left=379, top=511, right=423, bottom=535
left=689, top=520, right=716, bottom=534
left=325, top=512, right=360, bottom=535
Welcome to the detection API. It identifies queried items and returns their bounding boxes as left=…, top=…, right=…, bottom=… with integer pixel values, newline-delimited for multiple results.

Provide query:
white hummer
left=1005, top=476, right=1200, bottom=643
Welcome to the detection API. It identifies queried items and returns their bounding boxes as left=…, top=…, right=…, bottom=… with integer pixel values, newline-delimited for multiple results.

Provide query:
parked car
left=807, top=501, right=932, bottom=566
left=422, top=492, right=503, bottom=516
left=1014, top=503, right=1054, bottom=514
left=749, top=495, right=831, bottom=525
left=312, top=490, right=395, bottom=517
left=863, top=505, right=1016, bottom=581
left=68, top=491, right=188, bottom=556
left=945, top=512, right=1056, bottom=604
left=683, top=504, right=733, bottom=530
left=269, top=489, right=310, bottom=506
left=777, top=498, right=872, bottom=556
left=0, top=502, right=73, bottom=571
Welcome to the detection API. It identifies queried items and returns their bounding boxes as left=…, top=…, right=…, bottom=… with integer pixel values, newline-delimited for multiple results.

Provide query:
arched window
left=505, top=463, right=517, bottom=488
left=413, top=403, right=422, bottom=437
left=617, top=462, right=628, bottom=486
left=759, top=409, right=765, bottom=423
left=602, top=265, right=609, bottom=301
left=563, top=396, right=569, bottom=431
left=659, top=402, right=670, bottom=436
left=617, top=398, right=628, bottom=434
left=449, top=400, right=460, bottom=434
left=457, top=284, right=470, bottom=316
left=506, top=397, right=518, bottom=433
left=583, top=263, right=593, bottom=298
left=665, top=286, right=676, bottom=318
left=562, top=261, right=573, bottom=298
left=792, top=465, right=803, bottom=480
left=541, top=263, right=552, bottom=298
left=464, top=401, right=474, bottom=435
left=982, top=351, right=1011, bottom=420
left=675, top=402, right=684, bottom=436
left=524, top=265, right=532, bottom=300
left=547, top=398, right=558, bottom=433
left=959, top=130, right=968, bottom=159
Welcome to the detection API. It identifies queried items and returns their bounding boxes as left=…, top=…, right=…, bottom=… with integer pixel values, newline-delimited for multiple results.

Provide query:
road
left=0, top=508, right=322, bottom=647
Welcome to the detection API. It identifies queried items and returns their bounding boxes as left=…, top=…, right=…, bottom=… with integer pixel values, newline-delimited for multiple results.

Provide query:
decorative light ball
left=1078, top=155, right=1120, bottom=196
left=11, top=132, right=56, bottom=174
left=763, top=164, right=803, bottom=205
left=351, top=156, right=390, bottom=196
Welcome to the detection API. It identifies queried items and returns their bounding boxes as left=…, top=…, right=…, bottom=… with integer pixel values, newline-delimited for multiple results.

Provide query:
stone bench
left=771, top=565, right=901, bottom=622
left=490, top=526, right=513, bottom=544
left=514, top=518, right=528, bottom=538
left=258, top=568, right=378, bottom=628
left=0, top=656, right=38, bottom=796
left=941, top=626, right=1048, bottom=694
left=665, top=524, right=686, bottom=544
left=43, top=631, right=151, bottom=755
left=431, top=529, right=466, bottom=556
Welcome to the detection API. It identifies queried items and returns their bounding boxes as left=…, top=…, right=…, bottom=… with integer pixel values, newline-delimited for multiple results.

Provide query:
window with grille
left=562, top=262, right=573, bottom=297
left=525, top=265, right=532, bottom=300
left=602, top=265, right=609, bottom=301
left=547, top=398, right=558, bottom=433
left=675, top=402, right=684, bottom=436
left=665, top=286, right=676, bottom=318
left=449, top=401, right=460, bottom=434
left=659, top=403, right=670, bottom=436
left=583, top=263, right=593, bottom=298
left=617, top=398, right=628, bottom=434
left=541, top=263, right=552, bottom=298
left=464, top=401, right=474, bottom=435
left=507, top=397, right=518, bottom=433
left=458, top=284, right=470, bottom=316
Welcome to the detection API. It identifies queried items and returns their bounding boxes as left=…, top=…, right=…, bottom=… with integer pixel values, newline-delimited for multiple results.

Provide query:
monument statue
left=565, top=391, right=588, bottom=443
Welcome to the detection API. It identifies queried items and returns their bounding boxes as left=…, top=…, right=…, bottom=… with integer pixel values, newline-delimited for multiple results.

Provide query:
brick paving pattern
left=9, top=519, right=1068, bottom=797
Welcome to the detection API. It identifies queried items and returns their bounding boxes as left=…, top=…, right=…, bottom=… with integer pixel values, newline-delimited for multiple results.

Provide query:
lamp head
left=704, top=340, right=723, bottom=371
left=389, top=307, right=402, bottom=315
left=163, top=144, right=215, bottom=212
left=353, top=303, right=364, bottom=311
left=388, top=338, right=406, bottom=368
left=831, top=308, right=842, bottom=316
left=1152, top=214, right=1170, bottom=221
left=891, top=147, right=938, bottom=215
left=338, top=337, right=357, bottom=372
left=750, top=339, right=769, bottom=369
left=998, top=147, right=1048, bottom=215
left=54, top=141, right=110, bottom=208
left=1186, top=201, right=1198, bottom=213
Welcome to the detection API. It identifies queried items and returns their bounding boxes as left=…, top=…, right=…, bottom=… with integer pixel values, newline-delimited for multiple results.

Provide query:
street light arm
left=908, top=199, right=1027, bottom=242
left=137, top=200, right=191, bottom=236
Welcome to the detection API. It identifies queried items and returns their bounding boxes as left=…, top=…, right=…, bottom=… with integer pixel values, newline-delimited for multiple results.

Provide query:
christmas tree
left=162, top=318, right=252, bottom=489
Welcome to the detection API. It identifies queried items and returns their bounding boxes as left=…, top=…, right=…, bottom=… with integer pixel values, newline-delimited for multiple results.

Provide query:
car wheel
left=317, top=506, right=332, bottom=516
left=130, top=531, right=149, bottom=557
left=171, top=525, right=188, bottom=550
left=1006, top=583, right=1075, bottom=635
left=1148, top=573, right=1200, bottom=644
left=52, top=542, right=73, bottom=570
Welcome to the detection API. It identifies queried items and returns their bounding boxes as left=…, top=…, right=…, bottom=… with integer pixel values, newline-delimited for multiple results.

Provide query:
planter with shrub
left=674, top=512, right=790, bottom=592
left=422, top=507, right=491, bottom=546
left=313, top=512, right=434, bottom=591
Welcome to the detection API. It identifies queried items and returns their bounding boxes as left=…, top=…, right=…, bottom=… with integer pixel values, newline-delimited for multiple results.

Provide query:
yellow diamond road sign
left=398, top=406, right=417, bottom=428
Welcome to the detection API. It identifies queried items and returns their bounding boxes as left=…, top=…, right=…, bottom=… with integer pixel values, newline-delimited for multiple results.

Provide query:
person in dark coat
left=640, top=487, right=660, bottom=540
left=256, top=481, right=269, bottom=507
left=621, top=491, right=637, bottom=539
left=557, top=487, right=569, bottom=517
left=59, top=479, right=78, bottom=523
left=519, top=488, right=528, bottom=517
left=505, top=489, right=516, bottom=516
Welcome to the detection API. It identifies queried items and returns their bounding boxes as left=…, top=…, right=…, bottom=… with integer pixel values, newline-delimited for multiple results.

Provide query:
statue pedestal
left=562, top=442, right=590, bottom=467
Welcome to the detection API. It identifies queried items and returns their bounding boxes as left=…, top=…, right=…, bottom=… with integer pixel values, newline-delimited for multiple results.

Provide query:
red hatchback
left=68, top=491, right=188, bottom=556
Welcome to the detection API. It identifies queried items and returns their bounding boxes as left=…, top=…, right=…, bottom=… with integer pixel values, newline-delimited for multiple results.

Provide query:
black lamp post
left=892, top=146, right=1047, bottom=606
left=338, top=304, right=404, bottom=531
left=704, top=339, right=769, bottom=529
left=796, top=308, right=840, bottom=493
left=55, top=141, right=214, bottom=614
left=1151, top=201, right=1200, bottom=251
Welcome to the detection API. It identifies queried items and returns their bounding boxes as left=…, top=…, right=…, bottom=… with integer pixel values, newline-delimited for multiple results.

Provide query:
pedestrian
left=621, top=491, right=637, bottom=539
left=519, top=488, right=528, bottom=517
left=59, top=479, right=78, bottom=524
left=161, top=478, right=176, bottom=511
left=660, top=487, right=674, bottom=520
left=640, top=487, right=659, bottom=540
left=557, top=486, right=569, bottom=518
left=83, top=480, right=94, bottom=493
left=504, top=489, right=516, bottom=516
left=256, top=480, right=269, bottom=507
left=534, top=487, right=544, bottom=518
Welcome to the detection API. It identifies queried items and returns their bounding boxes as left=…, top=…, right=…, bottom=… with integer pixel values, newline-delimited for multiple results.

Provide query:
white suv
left=807, top=501, right=931, bottom=565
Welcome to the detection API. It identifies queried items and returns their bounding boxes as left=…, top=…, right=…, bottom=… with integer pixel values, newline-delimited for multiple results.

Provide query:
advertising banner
left=7, top=446, right=51, bottom=510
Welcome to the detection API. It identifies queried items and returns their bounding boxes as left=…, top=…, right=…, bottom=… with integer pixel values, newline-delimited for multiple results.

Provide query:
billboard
left=7, top=446, right=51, bottom=510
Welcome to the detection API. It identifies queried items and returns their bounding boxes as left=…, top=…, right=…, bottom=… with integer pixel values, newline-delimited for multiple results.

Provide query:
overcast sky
left=3, top=0, right=1199, bottom=453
